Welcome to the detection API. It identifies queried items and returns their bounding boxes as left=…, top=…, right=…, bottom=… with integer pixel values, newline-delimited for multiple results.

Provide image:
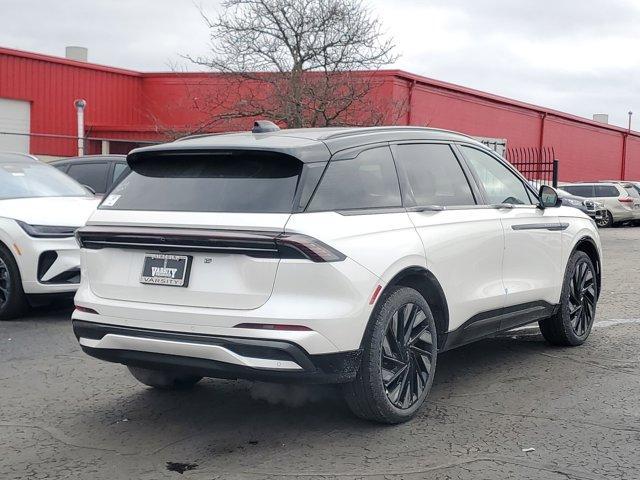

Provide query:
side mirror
left=538, top=185, right=559, bottom=209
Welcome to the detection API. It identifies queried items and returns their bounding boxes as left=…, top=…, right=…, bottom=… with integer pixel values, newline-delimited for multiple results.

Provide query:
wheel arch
left=378, top=266, right=450, bottom=349
left=571, top=236, right=601, bottom=296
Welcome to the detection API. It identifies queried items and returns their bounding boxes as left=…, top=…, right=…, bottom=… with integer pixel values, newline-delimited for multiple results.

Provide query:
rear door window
left=595, top=185, right=620, bottom=197
left=307, top=146, right=401, bottom=211
left=67, top=162, right=110, bottom=194
left=562, top=185, right=595, bottom=197
left=101, top=151, right=302, bottom=213
left=395, top=143, right=475, bottom=206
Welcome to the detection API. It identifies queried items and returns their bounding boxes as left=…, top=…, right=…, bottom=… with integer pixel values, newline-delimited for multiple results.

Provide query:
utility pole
left=629, top=111, right=633, bottom=132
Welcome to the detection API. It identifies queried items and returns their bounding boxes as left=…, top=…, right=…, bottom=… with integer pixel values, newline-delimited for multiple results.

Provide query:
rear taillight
left=275, top=233, right=346, bottom=262
left=76, top=226, right=346, bottom=262
left=618, top=196, right=634, bottom=204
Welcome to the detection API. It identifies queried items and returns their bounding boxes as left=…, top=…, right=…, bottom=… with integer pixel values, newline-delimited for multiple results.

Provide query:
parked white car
left=72, top=125, right=602, bottom=423
left=0, top=153, right=99, bottom=319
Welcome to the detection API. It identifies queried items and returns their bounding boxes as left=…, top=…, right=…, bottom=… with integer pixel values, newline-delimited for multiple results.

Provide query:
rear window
left=623, top=185, right=640, bottom=198
left=307, top=146, right=401, bottom=211
left=100, top=151, right=302, bottom=213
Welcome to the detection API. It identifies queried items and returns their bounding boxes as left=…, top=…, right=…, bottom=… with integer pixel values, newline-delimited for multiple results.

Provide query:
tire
left=344, top=286, right=438, bottom=424
left=128, top=366, right=202, bottom=390
left=539, top=251, right=597, bottom=346
left=595, top=211, right=613, bottom=228
left=0, top=244, right=29, bottom=321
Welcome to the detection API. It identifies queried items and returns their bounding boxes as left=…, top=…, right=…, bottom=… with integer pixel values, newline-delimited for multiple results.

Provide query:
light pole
left=74, top=99, right=86, bottom=156
left=628, top=111, right=633, bottom=132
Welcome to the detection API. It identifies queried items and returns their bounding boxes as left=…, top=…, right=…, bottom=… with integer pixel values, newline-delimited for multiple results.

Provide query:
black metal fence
left=505, top=146, right=559, bottom=190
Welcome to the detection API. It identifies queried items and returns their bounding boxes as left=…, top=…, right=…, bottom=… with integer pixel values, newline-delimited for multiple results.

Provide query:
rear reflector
left=234, top=323, right=312, bottom=331
left=75, top=305, right=99, bottom=315
left=369, top=284, right=382, bottom=305
left=618, top=196, right=634, bottom=203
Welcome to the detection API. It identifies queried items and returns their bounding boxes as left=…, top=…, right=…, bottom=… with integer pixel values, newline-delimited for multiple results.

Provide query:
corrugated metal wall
left=0, top=48, right=144, bottom=156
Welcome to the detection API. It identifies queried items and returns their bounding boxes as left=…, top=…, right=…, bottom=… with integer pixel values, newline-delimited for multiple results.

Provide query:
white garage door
left=0, top=98, right=31, bottom=153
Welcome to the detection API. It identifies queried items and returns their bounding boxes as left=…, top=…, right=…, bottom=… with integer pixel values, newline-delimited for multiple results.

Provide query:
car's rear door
left=458, top=144, right=562, bottom=326
left=392, top=142, right=505, bottom=337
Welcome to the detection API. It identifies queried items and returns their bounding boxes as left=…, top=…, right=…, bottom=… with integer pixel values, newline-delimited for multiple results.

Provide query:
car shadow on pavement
left=62, top=330, right=560, bottom=457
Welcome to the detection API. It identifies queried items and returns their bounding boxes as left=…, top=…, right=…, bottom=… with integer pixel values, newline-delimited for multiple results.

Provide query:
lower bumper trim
left=73, top=320, right=362, bottom=384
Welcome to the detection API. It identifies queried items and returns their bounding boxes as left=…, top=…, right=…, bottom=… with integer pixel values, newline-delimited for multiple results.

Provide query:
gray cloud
left=0, top=0, right=637, bottom=128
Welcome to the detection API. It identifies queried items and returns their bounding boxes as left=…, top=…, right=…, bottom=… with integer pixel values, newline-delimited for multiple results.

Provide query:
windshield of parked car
left=100, top=151, right=303, bottom=213
left=0, top=159, right=91, bottom=199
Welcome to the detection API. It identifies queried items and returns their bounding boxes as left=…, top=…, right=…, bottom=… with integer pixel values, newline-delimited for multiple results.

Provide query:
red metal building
left=0, top=46, right=638, bottom=181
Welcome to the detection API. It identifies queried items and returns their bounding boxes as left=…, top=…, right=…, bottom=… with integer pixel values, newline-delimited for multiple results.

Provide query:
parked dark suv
left=50, top=155, right=129, bottom=196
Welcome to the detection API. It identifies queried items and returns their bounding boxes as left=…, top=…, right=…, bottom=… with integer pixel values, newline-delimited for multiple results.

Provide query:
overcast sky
left=1, top=0, right=638, bottom=128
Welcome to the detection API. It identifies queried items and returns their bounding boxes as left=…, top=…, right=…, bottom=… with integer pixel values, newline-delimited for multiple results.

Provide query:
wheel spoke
left=383, top=362, right=408, bottom=390
left=381, top=301, right=435, bottom=409
left=0, top=259, right=8, bottom=307
left=568, top=259, right=597, bottom=337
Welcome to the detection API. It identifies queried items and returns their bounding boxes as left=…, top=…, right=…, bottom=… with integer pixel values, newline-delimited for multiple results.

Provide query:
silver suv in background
left=556, top=189, right=605, bottom=223
left=561, top=182, right=640, bottom=227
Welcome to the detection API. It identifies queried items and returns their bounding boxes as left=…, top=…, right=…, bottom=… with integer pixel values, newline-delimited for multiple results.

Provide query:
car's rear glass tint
left=307, top=146, right=401, bottom=211
left=562, top=185, right=594, bottom=197
left=595, top=185, right=619, bottom=197
left=100, top=151, right=302, bottom=213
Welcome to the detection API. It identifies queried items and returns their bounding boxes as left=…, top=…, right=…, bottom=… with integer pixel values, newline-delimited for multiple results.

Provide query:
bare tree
left=185, top=0, right=400, bottom=130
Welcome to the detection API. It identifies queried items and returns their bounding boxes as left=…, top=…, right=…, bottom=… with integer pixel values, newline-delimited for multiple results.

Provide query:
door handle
left=491, top=203, right=515, bottom=209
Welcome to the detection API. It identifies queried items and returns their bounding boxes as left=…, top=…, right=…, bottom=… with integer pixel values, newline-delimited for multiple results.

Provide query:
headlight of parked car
left=16, top=220, right=76, bottom=238
left=563, top=198, right=582, bottom=206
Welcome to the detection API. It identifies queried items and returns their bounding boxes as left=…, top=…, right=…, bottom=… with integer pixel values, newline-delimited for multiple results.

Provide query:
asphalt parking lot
left=1, top=228, right=639, bottom=480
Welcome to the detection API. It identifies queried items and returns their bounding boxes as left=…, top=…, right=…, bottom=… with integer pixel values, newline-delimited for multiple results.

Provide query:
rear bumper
left=73, top=320, right=362, bottom=384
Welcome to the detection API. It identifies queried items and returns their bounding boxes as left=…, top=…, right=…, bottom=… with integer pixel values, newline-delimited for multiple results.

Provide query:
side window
left=395, top=143, right=475, bottom=206
left=111, top=162, right=129, bottom=185
left=461, top=146, right=532, bottom=205
left=562, top=185, right=594, bottom=197
left=307, top=146, right=401, bottom=211
left=52, top=164, right=68, bottom=173
left=595, top=185, right=620, bottom=197
left=624, top=185, right=640, bottom=199
left=67, top=162, right=110, bottom=194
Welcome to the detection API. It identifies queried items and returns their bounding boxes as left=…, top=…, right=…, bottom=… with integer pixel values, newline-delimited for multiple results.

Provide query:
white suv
left=73, top=125, right=602, bottom=423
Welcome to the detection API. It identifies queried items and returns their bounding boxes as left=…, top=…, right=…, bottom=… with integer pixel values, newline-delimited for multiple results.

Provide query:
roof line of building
left=388, top=69, right=638, bottom=137
left=0, top=46, right=142, bottom=76
left=2, top=45, right=635, bottom=138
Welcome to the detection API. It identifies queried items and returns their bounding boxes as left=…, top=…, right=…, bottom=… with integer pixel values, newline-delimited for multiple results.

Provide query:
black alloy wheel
left=568, top=259, right=596, bottom=337
left=344, top=286, right=438, bottom=423
left=0, top=257, right=9, bottom=308
left=539, top=250, right=598, bottom=346
left=0, top=245, right=28, bottom=320
left=382, top=302, right=434, bottom=409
